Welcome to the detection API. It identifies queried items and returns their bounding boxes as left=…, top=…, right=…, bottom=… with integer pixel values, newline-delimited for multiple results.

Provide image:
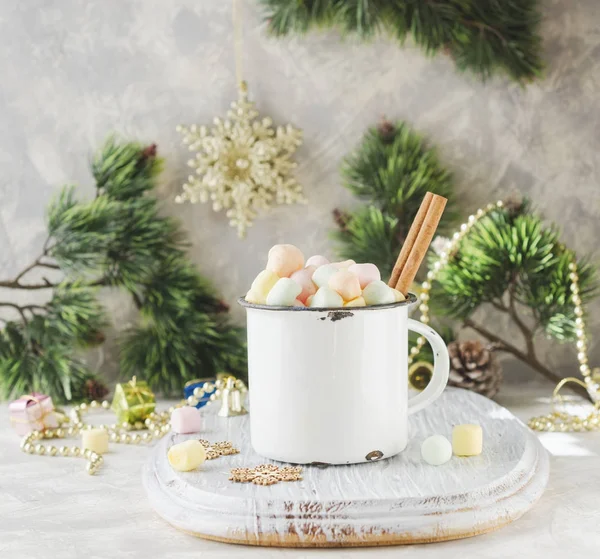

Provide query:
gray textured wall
left=1, top=0, right=598, bottom=385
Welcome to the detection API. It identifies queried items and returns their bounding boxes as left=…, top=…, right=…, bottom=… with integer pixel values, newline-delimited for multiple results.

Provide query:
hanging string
left=232, top=0, right=245, bottom=90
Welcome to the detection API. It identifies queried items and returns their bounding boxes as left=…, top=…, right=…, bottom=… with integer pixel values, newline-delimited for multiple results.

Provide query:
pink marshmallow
left=171, top=407, right=202, bottom=434
left=305, top=255, right=330, bottom=268
left=266, top=244, right=305, bottom=277
left=328, top=269, right=362, bottom=301
left=348, top=263, right=381, bottom=289
left=290, top=266, right=317, bottom=303
left=293, top=299, right=305, bottom=307
left=333, top=259, right=356, bottom=269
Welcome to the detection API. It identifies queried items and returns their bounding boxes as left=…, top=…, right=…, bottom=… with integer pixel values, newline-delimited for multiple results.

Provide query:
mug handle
left=406, top=319, right=450, bottom=415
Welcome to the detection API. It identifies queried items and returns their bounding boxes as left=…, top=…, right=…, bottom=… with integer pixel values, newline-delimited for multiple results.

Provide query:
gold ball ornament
left=409, top=361, right=434, bottom=391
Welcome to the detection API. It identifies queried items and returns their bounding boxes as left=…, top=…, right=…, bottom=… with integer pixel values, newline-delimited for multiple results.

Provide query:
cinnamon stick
left=388, top=192, right=433, bottom=289
left=395, top=194, right=447, bottom=295
left=388, top=192, right=433, bottom=288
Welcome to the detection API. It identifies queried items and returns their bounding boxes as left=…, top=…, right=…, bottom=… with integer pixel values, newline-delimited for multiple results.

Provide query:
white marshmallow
left=312, top=264, right=340, bottom=288
left=362, top=280, right=395, bottom=305
left=266, top=278, right=302, bottom=306
left=421, top=435, right=452, bottom=466
left=309, top=287, right=344, bottom=308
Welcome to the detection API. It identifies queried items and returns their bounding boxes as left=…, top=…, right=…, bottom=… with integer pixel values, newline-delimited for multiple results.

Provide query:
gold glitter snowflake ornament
left=175, top=81, right=305, bottom=238
left=229, top=464, right=303, bottom=486
left=198, top=439, right=240, bottom=460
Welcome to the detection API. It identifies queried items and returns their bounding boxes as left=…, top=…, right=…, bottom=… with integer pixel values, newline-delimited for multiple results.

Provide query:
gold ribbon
left=9, top=394, right=56, bottom=430
left=126, top=376, right=154, bottom=406
left=552, top=377, right=600, bottom=413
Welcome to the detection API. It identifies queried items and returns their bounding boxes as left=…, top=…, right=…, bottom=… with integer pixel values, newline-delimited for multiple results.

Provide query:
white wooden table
left=1, top=378, right=599, bottom=559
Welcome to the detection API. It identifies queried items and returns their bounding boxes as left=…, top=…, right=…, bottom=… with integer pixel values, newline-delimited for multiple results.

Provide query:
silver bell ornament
left=218, top=377, right=248, bottom=417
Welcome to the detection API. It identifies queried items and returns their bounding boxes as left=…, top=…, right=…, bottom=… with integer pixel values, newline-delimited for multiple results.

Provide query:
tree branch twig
left=463, top=317, right=592, bottom=402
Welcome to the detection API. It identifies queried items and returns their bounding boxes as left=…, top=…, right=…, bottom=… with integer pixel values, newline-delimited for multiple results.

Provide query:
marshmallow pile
left=245, top=244, right=405, bottom=308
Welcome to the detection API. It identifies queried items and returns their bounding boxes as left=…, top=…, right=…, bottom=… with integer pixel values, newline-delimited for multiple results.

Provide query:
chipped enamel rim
left=237, top=292, right=417, bottom=312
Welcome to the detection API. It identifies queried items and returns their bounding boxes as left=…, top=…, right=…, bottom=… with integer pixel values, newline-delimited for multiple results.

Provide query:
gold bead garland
left=19, top=399, right=172, bottom=475
left=20, top=423, right=104, bottom=475
left=185, top=377, right=247, bottom=408
left=186, top=379, right=220, bottom=407
left=409, top=201, right=503, bottom=366
left=410, top=199, right=600, bottom=432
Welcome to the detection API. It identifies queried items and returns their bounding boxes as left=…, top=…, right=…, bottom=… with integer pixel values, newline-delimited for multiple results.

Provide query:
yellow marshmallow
left=344, top=296, right=366, bottom=307
left=167, top=439, right=207, bottom=472
left=81, top=428, right=109, bottom=455
left=391, top=288, right=406, bottom=302
left=245, top=289, right=266, bottom=305
left=452, top=424, right=483, bottom=457
left=251, top=269, right=280, bottom=294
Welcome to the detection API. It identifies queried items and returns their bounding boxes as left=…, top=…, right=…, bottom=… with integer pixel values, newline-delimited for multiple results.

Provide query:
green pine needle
left=431, top=206, right=598, bottom=343
left=261, top=0, right=543, bottom=82
left=332, top=121, right=457, bottom=278
left=1, top=138, right=247, bottom=401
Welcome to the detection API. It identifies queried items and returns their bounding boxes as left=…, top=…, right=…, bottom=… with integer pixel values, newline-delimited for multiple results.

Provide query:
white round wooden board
left=143, top=388, right=549, bottom=547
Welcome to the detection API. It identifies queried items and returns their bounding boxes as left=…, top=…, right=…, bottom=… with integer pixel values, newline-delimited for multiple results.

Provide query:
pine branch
left=434, top=202, right=598, bottom=398
left=261, top=0, right=544, bottom=82
left=0, top=138, right=247, bottom=401
left=333, top=120, right=457, bottom=277
left=463, top=317, right=591, bottom=401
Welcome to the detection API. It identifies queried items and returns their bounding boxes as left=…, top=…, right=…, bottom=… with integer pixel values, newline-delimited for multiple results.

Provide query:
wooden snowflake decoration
left=198, top=439, right=239, bottom=460
left=175, top=81, right=305, bottom=238
left=229, top=464, right=303, bottom=486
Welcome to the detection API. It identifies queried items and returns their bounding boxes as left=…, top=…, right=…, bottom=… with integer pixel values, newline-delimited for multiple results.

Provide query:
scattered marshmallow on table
left=168, top=439, right=207, bottom=472
left=310, top=287, right=344, bottom=308
left=171, top=406, right=202, bottom=434
left=82, top=428, right=109, bottom=455
left=452, top=424, right=483, bottom=456
left=266, top=244, right=305, bottom=277
left=421, top=435, right=453, bottom=466
left=266, top=278, right=302, bottom=306
left=362, top=280, right=396, bottom=305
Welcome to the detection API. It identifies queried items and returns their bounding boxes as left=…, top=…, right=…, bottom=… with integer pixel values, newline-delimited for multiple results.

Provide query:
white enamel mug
left=238, top=294, right=449, bottom=465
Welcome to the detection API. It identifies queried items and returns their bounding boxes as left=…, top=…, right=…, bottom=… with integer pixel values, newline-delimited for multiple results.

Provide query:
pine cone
left=448, top=340, right=502, bottom=398
left=332, top=208, right=351, bottom=232
left=503, top=194, right=524, bottom=218
left=377, top=118, right=396, bottom=144
left=140, top=143, right=157, bottom=161
left=84, top=378, right=109, bottom=402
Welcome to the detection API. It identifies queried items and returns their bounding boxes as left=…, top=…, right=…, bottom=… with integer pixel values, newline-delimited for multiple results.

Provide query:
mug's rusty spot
left=309, top=462, right=331, bottom=468
left=366, top=450, right=384, bottom=461
left=327, top=311, right=354, bottom=322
